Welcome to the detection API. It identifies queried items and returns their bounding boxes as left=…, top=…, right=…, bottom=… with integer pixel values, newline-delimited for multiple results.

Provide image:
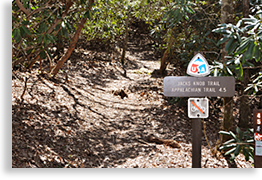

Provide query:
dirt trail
left=12, top=37, right=253, bottom=168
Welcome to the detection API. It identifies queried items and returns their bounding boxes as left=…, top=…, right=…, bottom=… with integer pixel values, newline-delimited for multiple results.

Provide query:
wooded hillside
left=12, top=0, right=262, bottom=168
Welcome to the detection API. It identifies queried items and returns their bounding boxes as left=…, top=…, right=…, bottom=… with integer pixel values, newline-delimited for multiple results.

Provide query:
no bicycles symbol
left=163, top=53, right=235, bottom=168
left=188, top=98, right=209, bottom=118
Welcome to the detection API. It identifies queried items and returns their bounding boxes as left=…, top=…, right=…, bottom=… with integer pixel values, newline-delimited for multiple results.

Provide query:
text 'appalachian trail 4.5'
left=163, top=53, right=236, bottom=168
left=163, top=53, right=235, bottom=98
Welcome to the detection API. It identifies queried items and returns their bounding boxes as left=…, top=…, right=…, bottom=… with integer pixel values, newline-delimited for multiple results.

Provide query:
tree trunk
left=239, top=69, right=250, bottom=128
left=221, top=0, right=233, bottom=142
left=243, top=0, right=249, bottom=18
left=159, top=48, right=170, bottom=74
left=259, top=96, right=262, bottom=109
left=50, top=17, right=88, bottom=76
left=50, top=0, right=94, bottom=77
left=260, top=68, right=262, bottom=109
left=56, top=30, right=64, bottom=56
left=120, top=14, right=129, bottom=65
left=223, top=97, right=233, bottom=130
left=159, top=35, right=175, bottom=75
left=239, top=0, right=250, bottom=128
left=221, top=0, right=233, bottom=24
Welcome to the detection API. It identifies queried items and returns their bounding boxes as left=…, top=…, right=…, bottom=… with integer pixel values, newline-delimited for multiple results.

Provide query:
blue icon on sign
left=189, top=57, right=207, bottom=74
left=187, top=53, right=210, bottom=77
left=198, top=64, right=207, bottom=74
left=195, top=58, right=204, bottom=63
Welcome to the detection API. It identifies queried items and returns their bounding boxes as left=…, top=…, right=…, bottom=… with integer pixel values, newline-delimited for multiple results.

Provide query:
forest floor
left=12, top=27, right=255, bottom=168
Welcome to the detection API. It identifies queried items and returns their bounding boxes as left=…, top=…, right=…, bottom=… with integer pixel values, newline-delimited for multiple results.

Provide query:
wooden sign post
left=192, top=118, right=202, bottom=168
left=163, top=53, right=235, bottom=168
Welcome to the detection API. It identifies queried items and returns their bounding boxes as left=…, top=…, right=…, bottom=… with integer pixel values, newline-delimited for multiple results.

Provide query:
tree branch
left=50, top=17, right=88, bottom=76
left=46, top=0, right=73, bottom=34
left=15, top=0, right=30, bottom=16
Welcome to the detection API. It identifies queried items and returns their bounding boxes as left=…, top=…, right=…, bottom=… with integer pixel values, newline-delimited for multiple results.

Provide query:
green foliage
left=12, top=0, right=92, bottom=69
left=83, top=0, right=127, bottom=42
left=13, top=0, right=259, bottom=80
left=153, top=0, right=197, bottom=53
left=12, top=0, right=222, bottom=71
left=156, top=0, right=221, bottom=64
left=219, top=127, right=254, bottom=162
left=83, top=0, right=166, bottom=43
left=209, top=54, right=247, bottom=79
left=245, top=71, right=262, bottom=94
left=212, top=4, right=262, bottom=94
left=81, top=0, right=221, bottom=66
left=213, top=10, right=262, bottom=62
left=162, top=0, right=195, bottom=27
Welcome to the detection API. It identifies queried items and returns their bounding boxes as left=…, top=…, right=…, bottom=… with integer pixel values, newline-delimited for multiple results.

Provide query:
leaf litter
left=12, top=36, right=254, bottom=168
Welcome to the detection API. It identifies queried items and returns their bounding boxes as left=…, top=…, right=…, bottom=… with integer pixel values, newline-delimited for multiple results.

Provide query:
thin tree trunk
left=221, top=0, right=233, bottom=142
left=243, top=0, right=249, bottom=18
left=46, top=1, right=73, bottom=35
left=50, top=17, right=88, bottom=76
left=120, top=14, right=129, bottom=65
left=258, top=95, right=262, bottom=109
left=159, top=36, right=175, bottom=75
left=159, top=48, right=170, bottom=74
left=56, top=30, right=64, bottom=55
left=50, top=0, right=94, bottom=77
left=239, top=69, right=250, bottom=128
left=223, top=97, right=233, bottom=130
left=239, top=0, right=250, bottom=128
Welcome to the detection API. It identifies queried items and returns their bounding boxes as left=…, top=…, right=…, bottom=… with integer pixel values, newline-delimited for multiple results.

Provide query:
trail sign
left=188, top=98, right=209, bottom=118
left=187, top=53, right=210, bottom=77
left=253, top=109, right=262, bottom=168
left=163, top=53, right=235, bottom=168
left=163, top=76, right=235, bottom=97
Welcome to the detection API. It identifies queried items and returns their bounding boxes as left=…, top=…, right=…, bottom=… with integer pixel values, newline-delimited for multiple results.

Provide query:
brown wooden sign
left=163, top=54, right=236, bottom=168
left=253, top=109, right=262, bottom=168
left=163, top=76, right=235, bottom=97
